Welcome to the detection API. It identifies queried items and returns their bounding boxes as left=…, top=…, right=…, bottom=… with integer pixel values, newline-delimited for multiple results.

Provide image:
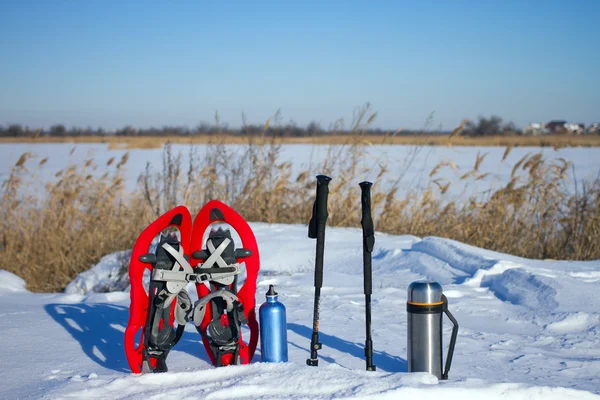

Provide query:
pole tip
left=316, top=174, right=332, bottom=184
left=359, top=181, right=373, bottom=189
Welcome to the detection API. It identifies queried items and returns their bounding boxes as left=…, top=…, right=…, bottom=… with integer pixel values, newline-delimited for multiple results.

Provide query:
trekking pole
left=359, top=181, right=376, bottom=371
left=306, top=174, right=332, bottom=367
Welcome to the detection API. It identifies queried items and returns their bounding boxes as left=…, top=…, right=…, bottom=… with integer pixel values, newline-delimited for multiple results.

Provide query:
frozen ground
left=1, top=223, right=599, bottom=399
left=1, top=143, right=599, bottom=197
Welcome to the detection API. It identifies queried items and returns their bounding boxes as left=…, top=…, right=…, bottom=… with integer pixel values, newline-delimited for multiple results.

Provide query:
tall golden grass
left=1, top=133, right=600, bottom=148
left=1, top=130, right=599, bottom=292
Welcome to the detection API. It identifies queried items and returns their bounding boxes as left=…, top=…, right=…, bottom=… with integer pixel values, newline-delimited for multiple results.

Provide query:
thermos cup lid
left=266, top=284, right=278, bottom=297
left=407, top=281, right=443, bottom=304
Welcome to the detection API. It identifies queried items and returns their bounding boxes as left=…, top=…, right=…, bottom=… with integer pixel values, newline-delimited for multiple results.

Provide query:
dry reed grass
left=1, top=123, right=599, bottom=292
left=0, top=153, right=152, bottom=292
left=2, top=133, right=600, bottom=148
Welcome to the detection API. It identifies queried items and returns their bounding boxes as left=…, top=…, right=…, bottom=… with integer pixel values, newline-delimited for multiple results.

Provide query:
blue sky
left=1, top=0, right=599, bottom=130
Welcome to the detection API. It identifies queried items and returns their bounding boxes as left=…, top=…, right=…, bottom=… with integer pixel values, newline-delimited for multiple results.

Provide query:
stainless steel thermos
left=407, top=281, right=459, bottom=380
left=259, top=285, right=288, bottom=362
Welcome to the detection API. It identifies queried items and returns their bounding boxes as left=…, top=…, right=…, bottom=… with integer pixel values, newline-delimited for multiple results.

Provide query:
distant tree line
left=0, top=121, right=452, bottom=138
left=0, top=124, right=108, bottom=138
left=460, top=116, right=520, bottom=137
left=5, top=116, right=592, bottom=138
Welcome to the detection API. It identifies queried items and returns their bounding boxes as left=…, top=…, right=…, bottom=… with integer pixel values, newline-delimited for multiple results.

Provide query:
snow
left=545, top=312, right=599, bottom=334
left=0, top=269, right=28, bottom=293
left=1, top=143, right=599, bottom=197
left=45, top=364, right=599, bottom=400
left=1, top=223, right=599, bottom=398
left=65, top=250, right=132, bottom=295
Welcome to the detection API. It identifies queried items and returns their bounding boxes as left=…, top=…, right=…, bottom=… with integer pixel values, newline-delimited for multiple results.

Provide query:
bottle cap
left=266, top=284, right=278, bottom=297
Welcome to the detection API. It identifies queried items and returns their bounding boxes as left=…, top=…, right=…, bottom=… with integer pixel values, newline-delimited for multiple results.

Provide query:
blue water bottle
left=259, top=285, right=288, bottom=362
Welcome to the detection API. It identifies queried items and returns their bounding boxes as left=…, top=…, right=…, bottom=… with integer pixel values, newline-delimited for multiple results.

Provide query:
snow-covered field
left=1, top=224, right=599, bottom=399
left=1, top=143, right=599, bottom=197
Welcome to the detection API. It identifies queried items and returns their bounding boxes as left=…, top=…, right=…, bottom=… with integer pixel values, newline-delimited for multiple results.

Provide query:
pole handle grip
left=308, top=175, right=331, bottom=289
left=359, top=181, right=374, bottom=295
left=308, top=175, right=332, bottom=239
left=441, top=294, right=459, bottom=380
left=359, top=181, right=375, bottom=253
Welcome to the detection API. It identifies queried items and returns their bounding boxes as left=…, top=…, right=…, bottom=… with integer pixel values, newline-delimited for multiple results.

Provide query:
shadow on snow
left=44, top=303, right=210, bottom=372
left=287, top=323, right=407, bottom=372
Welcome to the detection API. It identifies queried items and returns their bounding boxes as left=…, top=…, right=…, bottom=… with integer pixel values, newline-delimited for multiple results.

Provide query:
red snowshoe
left=191, top=200, right=260, bottom=367
left=124, top=206, right=192, bottom=374
left=124, top=201, right=260, bottom=373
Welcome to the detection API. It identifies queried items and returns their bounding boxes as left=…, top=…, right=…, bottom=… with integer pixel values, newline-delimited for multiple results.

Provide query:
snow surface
left=1, top=223, right=599, bottom=399
left=1, top=143, right=599, bottom=197
left=0, top=269, right=27, bottom=293
left=65, top=250, right=132, bottom=295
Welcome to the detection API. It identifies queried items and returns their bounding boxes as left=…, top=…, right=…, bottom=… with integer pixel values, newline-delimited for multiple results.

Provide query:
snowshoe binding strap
left=188, top=288, right=248, bottom=366
left=191, top=216, right=259, bottom=366
left=152, top=240, right=242, bottom=286
left=194, top=228, right=240, bottom=286
left=193, top=229, right=246, bottom=366
left=141, top=232, right=246, bottom=372
left=141, top=234, right=192, bottom=373
left=125, top=206, right=192, bottom=374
